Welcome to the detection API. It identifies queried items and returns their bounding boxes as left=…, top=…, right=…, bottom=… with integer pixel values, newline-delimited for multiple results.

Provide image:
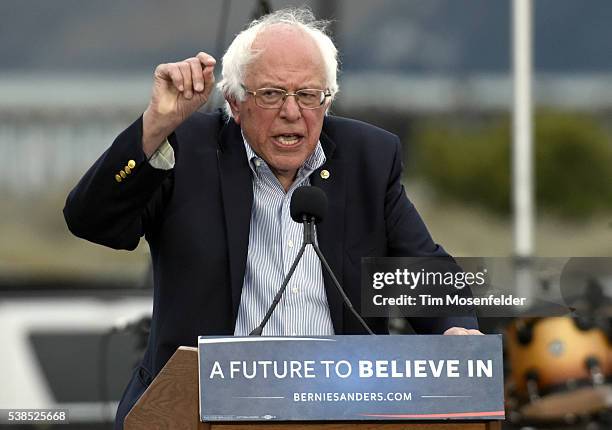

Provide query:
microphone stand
left=250, top=215, right=374, bottom=336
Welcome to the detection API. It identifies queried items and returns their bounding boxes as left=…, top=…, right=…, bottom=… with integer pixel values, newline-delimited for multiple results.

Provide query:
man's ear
left=323, top=98, right=332, bottom=116
left=226, top=97, right=241, bottom=124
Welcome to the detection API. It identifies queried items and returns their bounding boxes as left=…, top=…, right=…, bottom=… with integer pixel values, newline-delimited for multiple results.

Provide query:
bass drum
left=506, top=316, right=612, bottom=422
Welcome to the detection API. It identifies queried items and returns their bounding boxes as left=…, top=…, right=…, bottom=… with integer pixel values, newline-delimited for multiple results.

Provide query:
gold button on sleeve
left=115, top=174, right=122, bottom=183
left=120, top=170, right=127, bottom=179
left=124, top=166, right=132, bottom=174
left=127, top=160, right=136, bottom=169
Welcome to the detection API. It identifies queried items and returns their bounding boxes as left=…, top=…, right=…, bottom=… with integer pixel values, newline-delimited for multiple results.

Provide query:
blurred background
left=0, top=0, right=610, bottom=428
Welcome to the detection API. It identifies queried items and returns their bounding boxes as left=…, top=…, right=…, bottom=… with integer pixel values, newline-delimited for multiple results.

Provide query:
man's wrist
left=142, top=109, right=175, bottom=158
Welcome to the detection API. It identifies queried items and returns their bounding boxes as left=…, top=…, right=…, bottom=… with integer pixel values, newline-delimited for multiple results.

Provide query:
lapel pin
left=320, top=169, right=330, bottom=179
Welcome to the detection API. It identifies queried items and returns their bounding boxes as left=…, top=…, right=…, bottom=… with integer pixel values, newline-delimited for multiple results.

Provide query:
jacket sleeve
left=384, top=136, right=479, bottom=333
left=63, top=116, right=174, bottom=250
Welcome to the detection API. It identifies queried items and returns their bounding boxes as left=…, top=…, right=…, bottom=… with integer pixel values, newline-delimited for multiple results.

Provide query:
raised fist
left=142, top=52, right=216, bottom=156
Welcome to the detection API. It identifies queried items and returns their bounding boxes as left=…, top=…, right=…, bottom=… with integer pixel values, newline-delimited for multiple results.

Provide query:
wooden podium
left=125, top=346, right=502, bottom=430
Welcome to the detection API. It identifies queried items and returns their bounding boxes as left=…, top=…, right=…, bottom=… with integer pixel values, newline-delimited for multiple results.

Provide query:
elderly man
left=64, top=8, right=478, bottom=429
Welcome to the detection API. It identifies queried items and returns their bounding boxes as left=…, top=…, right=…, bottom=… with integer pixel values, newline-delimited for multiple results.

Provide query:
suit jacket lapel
left=217, top=119, right=253, bottom=324
left=311, top=126, right=346, bottom=334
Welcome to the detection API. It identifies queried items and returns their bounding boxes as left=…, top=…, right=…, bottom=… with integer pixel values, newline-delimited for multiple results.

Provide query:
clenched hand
left=142, top=52, right=217, bottom=157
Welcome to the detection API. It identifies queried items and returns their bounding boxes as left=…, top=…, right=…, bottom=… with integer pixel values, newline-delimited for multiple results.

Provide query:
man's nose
left=279, top=94, right=302, bottom=121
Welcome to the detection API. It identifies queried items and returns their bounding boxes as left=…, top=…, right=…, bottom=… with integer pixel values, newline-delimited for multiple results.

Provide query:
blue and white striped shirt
left=233, top=139, right=335, bottom=336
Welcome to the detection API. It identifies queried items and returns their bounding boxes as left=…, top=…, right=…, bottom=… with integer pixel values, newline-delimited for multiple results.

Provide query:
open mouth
left=273, top=134, right=303, bottom=146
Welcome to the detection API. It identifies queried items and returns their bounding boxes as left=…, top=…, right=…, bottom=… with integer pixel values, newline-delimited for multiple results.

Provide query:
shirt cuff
left=148, top=139, right=175, bottom=170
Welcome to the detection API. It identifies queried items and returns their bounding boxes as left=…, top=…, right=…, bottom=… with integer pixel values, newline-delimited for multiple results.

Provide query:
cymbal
left=520, top=385, right=612, bottom=421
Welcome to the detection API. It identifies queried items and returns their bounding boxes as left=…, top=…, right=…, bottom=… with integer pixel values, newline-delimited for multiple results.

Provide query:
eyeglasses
left=242, top=86, right=331, bottom=109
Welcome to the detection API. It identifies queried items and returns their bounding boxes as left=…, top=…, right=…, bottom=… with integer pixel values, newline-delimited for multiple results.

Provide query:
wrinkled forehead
left=245, top=24, right=326, bottom=85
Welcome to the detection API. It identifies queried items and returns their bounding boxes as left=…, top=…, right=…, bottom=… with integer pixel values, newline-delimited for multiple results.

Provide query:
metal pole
left=316, top=0, right=340, bottom=45
left=512, top=0, right=534, bottom=258
left=512, top=0, right=535, bottom=304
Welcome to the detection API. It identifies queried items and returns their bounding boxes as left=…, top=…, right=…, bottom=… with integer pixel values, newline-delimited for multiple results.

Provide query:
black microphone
left=250, top=186, right=374, bottom=336
left=290, top=185, right=327, bottom=223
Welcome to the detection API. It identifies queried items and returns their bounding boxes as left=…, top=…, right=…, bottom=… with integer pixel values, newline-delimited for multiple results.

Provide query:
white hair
left=217, top=7, right=339, bottom=118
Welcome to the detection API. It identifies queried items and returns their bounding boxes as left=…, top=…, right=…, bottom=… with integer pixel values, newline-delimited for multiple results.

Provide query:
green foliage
left=413, top=111, right=612, bottom=219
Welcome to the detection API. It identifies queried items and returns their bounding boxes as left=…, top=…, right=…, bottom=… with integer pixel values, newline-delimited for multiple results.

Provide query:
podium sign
left=197, top=335, right=504, bottom=422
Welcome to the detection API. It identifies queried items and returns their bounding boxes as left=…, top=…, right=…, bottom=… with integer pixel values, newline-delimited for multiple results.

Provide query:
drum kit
left=504, top=276, right=612, bottom=429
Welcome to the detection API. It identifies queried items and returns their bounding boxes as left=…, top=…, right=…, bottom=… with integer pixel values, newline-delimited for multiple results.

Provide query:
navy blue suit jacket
left=64, top=111, right=477, bottom=428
